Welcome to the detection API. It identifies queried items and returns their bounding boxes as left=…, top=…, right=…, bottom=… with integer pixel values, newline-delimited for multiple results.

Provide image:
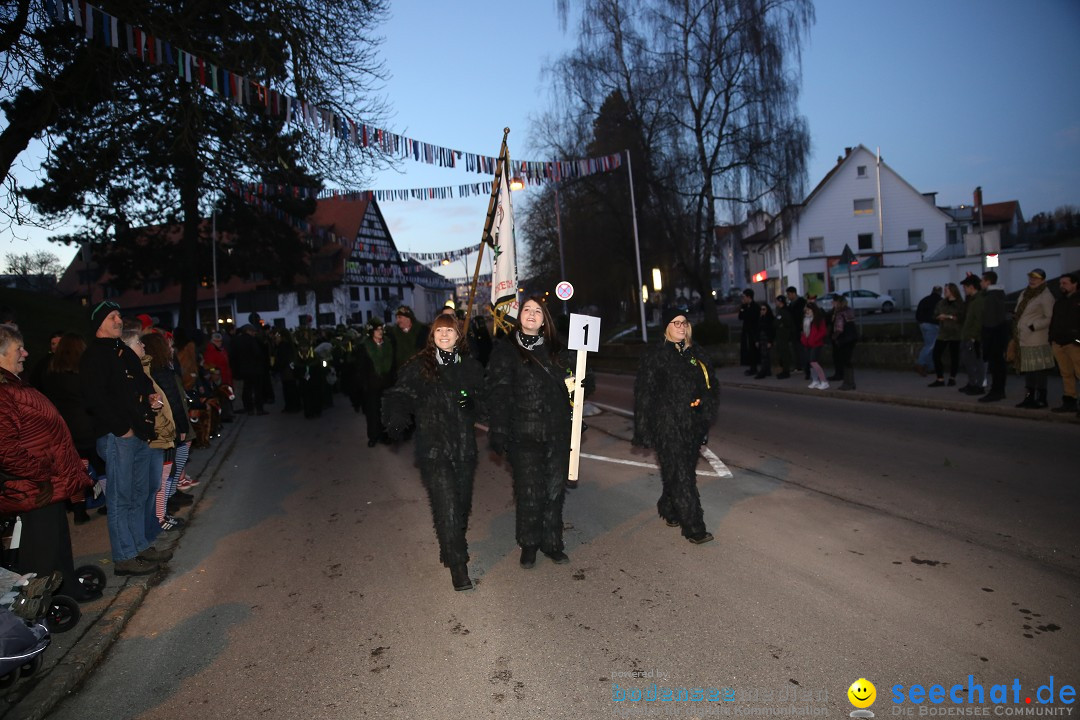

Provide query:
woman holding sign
left=487, top=297, right=580, bottom=569
left=633, top=306, right=719, bottom=544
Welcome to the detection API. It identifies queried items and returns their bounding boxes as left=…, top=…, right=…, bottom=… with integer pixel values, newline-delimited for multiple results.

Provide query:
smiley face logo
left=848, top=678, right=877, bottom=709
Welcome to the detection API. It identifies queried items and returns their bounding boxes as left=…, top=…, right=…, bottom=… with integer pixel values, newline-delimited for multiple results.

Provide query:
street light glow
left=652, top=268, right=662, bottom=292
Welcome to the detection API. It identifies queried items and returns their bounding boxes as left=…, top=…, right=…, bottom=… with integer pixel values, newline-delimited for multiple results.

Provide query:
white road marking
left=579, top=452, right=726, bottom=478
left=479, top=402, right=735, bottom=479
left=585, top=402, right=734, bottom=479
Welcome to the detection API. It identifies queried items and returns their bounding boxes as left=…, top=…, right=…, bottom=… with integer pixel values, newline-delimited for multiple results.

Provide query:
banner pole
left=467, top=127, right=510, bottom=328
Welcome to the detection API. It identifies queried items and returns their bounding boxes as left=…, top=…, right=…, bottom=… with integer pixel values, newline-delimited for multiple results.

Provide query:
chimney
left=844, top=147, right=853, bottom=157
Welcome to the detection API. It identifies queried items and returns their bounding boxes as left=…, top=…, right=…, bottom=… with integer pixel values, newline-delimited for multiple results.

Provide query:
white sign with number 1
left=566, top=313, right=601, bottom=483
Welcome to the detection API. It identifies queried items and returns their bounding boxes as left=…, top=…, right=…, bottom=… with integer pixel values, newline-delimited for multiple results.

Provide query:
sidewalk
left=0, top=416, right=245, bottom=720
left=2, top=364, right=1074, bottom=717
left=709, top=364, right=1077, bottom=423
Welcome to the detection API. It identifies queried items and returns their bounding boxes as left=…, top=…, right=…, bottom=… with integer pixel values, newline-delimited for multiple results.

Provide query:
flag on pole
left=489, top=166, right=518, bottom=320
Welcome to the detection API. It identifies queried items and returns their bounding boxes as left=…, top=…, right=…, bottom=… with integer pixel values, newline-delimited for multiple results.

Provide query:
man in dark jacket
left=80, top=301, right=171, bottom=576
left=978, top=271, right=1010, bottom=403
left=738, top=289, right=760, bottom=376
left=914, top=286, right=942, bottom=376
left=230, top=324, right=268, bottom=415
left=785, top=287, right=806, bottom=373
left=1049, top=272, right=1080, bottom=415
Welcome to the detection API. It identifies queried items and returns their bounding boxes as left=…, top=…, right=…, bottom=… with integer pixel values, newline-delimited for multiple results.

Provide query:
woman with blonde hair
left=632, top=306, right=719, bottom=544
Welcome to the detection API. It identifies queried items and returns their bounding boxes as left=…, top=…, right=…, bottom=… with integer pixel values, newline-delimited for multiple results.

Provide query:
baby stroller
left=0, top=517, right=107, bottom=634
left=0, top=606, right=49, bottom=689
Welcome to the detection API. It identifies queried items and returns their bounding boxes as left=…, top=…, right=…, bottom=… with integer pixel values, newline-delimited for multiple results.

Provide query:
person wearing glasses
left=632, top=306, right=719, bottom=545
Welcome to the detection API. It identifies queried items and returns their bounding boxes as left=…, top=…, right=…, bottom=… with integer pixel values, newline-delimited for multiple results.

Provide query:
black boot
left=450, top=564, right=473, bottom=591
left=71, top=501, right=91, bottom=525
left=839, top=368, right=856, bottom=391
left=1032, top=388, right=1048, bottom=409
left=1051, top=396, right=1078, bottom=413
left=520, top=546, right=537, bottom=569
left=1015, top=389, right=1037, bottom=408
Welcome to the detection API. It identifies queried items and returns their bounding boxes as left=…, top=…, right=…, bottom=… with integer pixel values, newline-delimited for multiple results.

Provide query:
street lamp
left=652, top=268, right=663, bottom=292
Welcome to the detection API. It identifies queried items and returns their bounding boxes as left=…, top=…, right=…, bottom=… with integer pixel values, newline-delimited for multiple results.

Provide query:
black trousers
left=833, top=342, right=855, bottom=376
left=419, top=458, right=475, bottom=567
left=362, top=389, right=385, bottom=442
left=509, top=439, right=569, bottom=553
left=932, top=339, right=960, bottom=379
left=655, top=438, right=706, bottom=538
left=982, top=324, right=1010, bottom=394
left=240, top=376, right=265, bottom=414
left=10, top=501, right=79, bottom=598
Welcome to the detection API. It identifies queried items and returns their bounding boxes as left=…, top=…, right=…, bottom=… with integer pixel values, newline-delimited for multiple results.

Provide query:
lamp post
left=625, top=149, right=647, bottom=343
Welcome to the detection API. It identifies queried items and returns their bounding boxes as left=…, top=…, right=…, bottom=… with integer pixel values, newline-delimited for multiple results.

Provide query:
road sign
left=568, top=313, right=601, bottom=352
left=555, top=281, right=574, bottom=301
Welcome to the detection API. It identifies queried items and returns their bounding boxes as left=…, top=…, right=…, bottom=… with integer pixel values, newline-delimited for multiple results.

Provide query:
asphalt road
left=48, top=376, right=1079, bottom=720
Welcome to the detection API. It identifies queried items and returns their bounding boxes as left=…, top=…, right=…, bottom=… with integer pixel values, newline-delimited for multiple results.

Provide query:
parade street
left=47, top=373, right=1079, bottom=720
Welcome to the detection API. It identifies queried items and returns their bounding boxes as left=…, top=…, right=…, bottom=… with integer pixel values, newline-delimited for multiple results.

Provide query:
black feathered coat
left=633, top=341, right=719, bottom=449
left=485, top=336, right=574, bottom=445
left=382, top=354, right=486, bottom=464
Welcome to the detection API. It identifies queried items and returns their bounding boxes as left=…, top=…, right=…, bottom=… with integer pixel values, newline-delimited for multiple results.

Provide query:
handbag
left=1005, top=338, right=1018, bottom=364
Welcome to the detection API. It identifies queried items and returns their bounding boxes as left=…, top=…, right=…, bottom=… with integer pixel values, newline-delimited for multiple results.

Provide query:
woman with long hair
left=928, top=283, right=964, bottom=387
left=142, top=332, right=192, bottom=532
left=800, top=303, right=829, bottom=390
left=382, top=314, right=485, bottom=591
left=632, top=307, right=719, bottom=544
left=486, top=297, right=580, bottom=568
left=41, top=333, right=98, bottom=524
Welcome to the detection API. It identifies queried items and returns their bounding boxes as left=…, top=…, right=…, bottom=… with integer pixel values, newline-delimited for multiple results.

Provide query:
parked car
left=816, top=290, right=896, bottom=313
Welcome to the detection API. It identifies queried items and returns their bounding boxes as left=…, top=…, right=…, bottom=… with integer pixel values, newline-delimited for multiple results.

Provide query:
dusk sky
left=6, top=0, right=1079, bottom=279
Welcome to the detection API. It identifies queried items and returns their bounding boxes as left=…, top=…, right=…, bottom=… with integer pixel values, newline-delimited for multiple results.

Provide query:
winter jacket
left=916, top=292, right=942, bottom=324
left=40, top=370, right=97, bottom=453
left=1014, top=285, right=1055, bottom=348
left=387, top=323, right=429, bottom=371
left=800, top=319, right=827, bottom=349
left=203, top=342, right=233, bottom=386
left=382, top=353, right=485, bottom=464
left=633, top=341, right=719, bottom=449
left=486, top=334, right=576, bottom=446
left=961, top=291, right=985, bottom=341
left=150, top=362, right=189, bottom=438
left=933, top=298, right=965, bottom=342
left=832, top=307, right=858, bottom=345
left=141, top=356, right=175, bottom=450
left=1049, top=292, right=1080, bottom=346
left=79, top=337, right=155, bottom=441
left=982, top=286, right=1009, bottom=328
left=0, top=368, right=91, bottom=513
left=359, top=336, right=396, bottom=396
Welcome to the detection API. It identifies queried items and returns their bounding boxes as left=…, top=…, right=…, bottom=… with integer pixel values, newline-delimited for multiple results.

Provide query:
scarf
left=517, top=331, right=543, bottom=350
left=436, top=348, right=458, bottom=365
left=1013, top=284, right=1047, bottom=335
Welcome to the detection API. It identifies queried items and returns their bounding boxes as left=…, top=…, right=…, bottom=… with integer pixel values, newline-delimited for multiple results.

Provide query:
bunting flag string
left=233, top=181, right=496, bottom=203
left=51, top=1, right=624, bottom=185
left=229, top=186, right=486, bottom=275
left=404, top=245, right=480, bottom=264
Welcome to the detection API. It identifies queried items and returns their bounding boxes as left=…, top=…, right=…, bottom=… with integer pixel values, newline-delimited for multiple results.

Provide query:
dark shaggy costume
left=382, top=352, right=484, bottom=568
left=486, top=333, right=575, bottom=554
left=632, top=340, right=719, bottom=538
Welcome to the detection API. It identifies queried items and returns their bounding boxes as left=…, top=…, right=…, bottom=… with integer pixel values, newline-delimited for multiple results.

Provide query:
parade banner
left=489, top=151, right=518, bottom=325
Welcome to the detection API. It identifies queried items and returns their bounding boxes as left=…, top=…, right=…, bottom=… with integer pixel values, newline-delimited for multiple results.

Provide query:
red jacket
left=800, top=320, right=827, bottom=349
left=0, top=368, right=91, bottom=514
left=203, top=342, right=233, bottom=386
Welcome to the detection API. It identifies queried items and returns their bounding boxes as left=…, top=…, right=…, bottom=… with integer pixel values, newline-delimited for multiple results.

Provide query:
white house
left=743, top=145, right=954, bottom=303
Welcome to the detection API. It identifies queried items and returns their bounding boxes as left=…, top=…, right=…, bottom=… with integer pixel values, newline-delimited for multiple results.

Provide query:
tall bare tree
left=544, top=0, right=813, bottom=320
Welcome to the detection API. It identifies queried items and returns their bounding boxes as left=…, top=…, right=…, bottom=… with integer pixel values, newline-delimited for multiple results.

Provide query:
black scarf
left=436, top=348, right=458, bottom=365
left=517, top=331, right=543, bottom=350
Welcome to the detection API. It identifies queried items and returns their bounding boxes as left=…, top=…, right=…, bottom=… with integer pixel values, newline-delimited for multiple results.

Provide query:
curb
left=2, top=418, right=244, bottom=720
left=719, top=379, right=1079, bottom=423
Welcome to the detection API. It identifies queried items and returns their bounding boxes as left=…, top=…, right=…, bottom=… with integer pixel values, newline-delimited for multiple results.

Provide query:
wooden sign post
left=567, top=312, right=600, bottom=483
